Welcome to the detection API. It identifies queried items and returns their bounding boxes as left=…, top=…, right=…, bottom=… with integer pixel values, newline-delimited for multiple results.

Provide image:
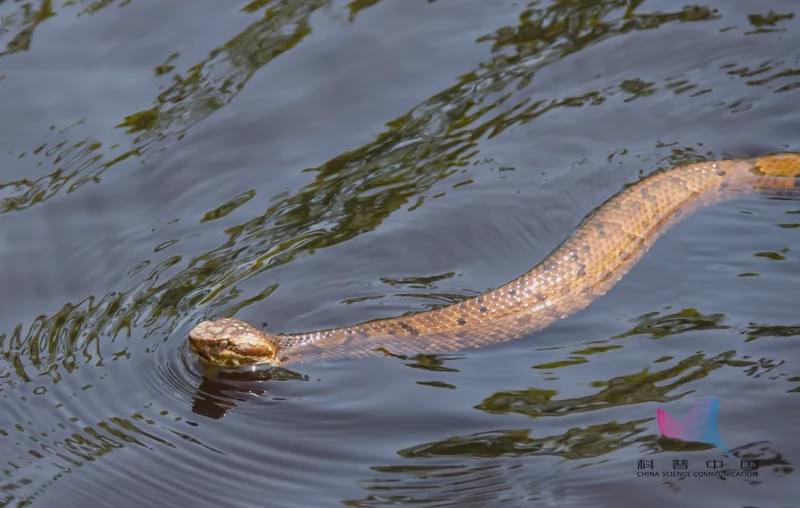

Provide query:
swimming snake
left=188, top=153, right=800, bottom=368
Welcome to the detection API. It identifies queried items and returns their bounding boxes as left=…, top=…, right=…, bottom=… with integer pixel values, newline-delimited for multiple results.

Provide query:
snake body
left=188, top=153, right=800, bottom=367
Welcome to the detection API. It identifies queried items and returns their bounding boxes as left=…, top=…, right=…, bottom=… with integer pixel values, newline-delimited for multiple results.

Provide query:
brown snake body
left=189, top=153, right=800, bottom=367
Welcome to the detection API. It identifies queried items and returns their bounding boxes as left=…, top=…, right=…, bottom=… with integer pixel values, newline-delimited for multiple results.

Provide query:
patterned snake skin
left=188, top=153, right=800, bottom=367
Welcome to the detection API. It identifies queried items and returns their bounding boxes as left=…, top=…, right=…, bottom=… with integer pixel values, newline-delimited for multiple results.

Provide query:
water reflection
left=0, top=1, right=56, bottom=59
left=191, top=366, right=305, bottom=419
left=479, top=351, right=734, bottom=418
left=2, top=0, right=739, bottom=216
left=4, top=0, right=732, bottom=391
left=346, top=340, right=797, bottom=505
left=745, top=323, right=800, bottom=340
left=746, top=11, right=795, bottom=34
left=613, top=308, right=729, bottom=340
left=1, top=0, right=326, bottom=213
left=346, top=440, right=793, bottom=506
left=0, top=404, right=220, bottom=506
left=1, top=0, right=798, bottom=505
left=398, top=420, right=653, bottom=460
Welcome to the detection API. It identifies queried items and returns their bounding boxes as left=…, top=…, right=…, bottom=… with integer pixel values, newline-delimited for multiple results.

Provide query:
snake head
left=188, top=318, right=281, bottom=368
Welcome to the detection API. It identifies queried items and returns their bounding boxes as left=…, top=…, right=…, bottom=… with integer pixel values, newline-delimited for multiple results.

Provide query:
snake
left=188, top=153, right=800, bottom=368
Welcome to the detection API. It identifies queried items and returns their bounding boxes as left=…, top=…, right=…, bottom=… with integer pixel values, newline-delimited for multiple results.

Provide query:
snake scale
left=188, top=153, right=800, bottom=368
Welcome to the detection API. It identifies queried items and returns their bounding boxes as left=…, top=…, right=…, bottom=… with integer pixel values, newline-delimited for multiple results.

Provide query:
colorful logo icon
left=657, top=398, right=728, bottom=452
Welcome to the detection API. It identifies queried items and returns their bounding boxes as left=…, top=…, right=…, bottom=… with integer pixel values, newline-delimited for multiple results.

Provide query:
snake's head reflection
left=188, top=318, right=281, bottom=368
left=191, top=365, right=307, bottom=419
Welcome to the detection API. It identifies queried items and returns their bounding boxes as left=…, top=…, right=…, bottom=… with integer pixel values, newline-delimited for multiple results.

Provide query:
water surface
left=1, top=1, right=799, bottom=506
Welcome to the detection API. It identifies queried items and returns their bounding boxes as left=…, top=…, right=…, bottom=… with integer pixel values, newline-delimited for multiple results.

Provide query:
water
left=1, top=1, right=798, bottom=506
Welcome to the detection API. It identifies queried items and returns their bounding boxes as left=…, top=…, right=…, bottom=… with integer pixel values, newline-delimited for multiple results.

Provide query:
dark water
left=1, top=1, right=799, bottom=506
